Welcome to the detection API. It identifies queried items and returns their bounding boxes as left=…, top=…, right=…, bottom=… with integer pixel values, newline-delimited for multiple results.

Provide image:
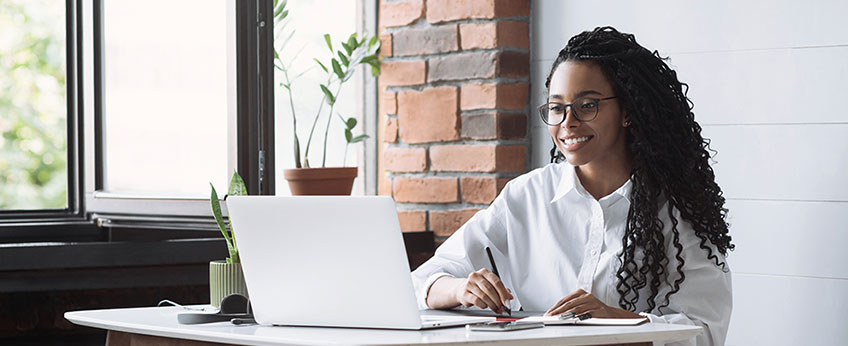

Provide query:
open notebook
left=519, top=315, right=648, bottom=326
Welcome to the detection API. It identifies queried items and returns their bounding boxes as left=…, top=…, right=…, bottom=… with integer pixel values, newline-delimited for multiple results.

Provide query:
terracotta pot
left=283, top=167, right=358, bottom=195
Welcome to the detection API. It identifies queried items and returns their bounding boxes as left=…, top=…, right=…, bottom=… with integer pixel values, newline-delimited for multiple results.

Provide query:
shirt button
left=590, top=250, right=598, bottom=256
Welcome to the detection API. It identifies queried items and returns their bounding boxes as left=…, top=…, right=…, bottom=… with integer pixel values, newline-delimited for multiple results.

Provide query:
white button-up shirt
left=411, top=163, right=732, bottom=346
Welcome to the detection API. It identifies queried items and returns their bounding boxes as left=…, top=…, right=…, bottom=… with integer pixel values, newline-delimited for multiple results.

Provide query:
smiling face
left=547, top=60, right=629, bottom=170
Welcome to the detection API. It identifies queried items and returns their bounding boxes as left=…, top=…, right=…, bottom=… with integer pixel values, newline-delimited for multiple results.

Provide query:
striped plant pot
left=209, top=260, right=248, bottom=308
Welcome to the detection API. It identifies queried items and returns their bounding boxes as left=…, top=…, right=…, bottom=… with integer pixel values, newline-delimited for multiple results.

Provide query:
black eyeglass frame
left=538, top=96, right=618, bottom=125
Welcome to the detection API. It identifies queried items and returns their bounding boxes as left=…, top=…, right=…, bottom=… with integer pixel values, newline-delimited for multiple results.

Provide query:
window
left=85, top=0, right=270, bottom=220
left=1, top=0, right=378, bottom=231
left=0, top=0, right=72, bottom=212
left=97, top=0, right=234, bottom=198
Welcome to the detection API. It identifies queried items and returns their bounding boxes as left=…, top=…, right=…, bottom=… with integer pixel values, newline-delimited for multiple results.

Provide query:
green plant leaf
left=350, top=134, right=369, bottom=143
left=313, top=58, right=328, bottom=72
left=361, top=54, right=378, bottom=65
left=331, top=58, right=344, bottom=80
left=210, top=183, right=236, bottom=262
left=345, top=117, right=357, bottom=129
left=369, top=35, right=378, bottom=47
left=320, top=84, right=336, bottom=105
left=323, top=34, right=333, bottom=52
left=371, top=64, right=380, bottom=77
left=274, top=0, right=287, bottom=19
left=228, top=171, right=247, bottom=196
left=337, top=51, right=349, bottom=67
left=341, top=42, right=352, bottom=56
left=293, top=134, right=302, bottom=168
left=344, top=128, right=352, bottom=143
left=347, top=35, right=357, bottom=51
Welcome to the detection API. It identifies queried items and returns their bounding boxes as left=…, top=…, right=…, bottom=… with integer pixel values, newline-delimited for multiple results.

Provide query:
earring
left=623, top=119, right=631, bottom=127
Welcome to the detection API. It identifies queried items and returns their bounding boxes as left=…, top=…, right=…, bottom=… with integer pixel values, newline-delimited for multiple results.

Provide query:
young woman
left=411, top=27, right=734, bottom=346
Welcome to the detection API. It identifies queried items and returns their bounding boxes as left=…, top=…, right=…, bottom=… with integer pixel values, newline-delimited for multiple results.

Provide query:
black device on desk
left=467, top=320, right=544, bottom=332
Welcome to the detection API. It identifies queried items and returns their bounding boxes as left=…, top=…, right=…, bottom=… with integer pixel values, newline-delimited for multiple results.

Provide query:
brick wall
left=377, top=0, right=531, bottom=247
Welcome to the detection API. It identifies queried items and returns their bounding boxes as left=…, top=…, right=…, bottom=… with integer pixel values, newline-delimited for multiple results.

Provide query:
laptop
left=225, top=196, right=495, bottom=329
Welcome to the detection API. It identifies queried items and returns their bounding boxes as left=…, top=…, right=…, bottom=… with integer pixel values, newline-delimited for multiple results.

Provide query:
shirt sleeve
left=410, top=192, right=510, bottom=310
left=638, top=209, right=734, bottom=346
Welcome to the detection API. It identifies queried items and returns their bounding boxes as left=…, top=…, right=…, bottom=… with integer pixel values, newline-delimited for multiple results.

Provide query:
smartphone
left=466, top=320, right=544, bottom=332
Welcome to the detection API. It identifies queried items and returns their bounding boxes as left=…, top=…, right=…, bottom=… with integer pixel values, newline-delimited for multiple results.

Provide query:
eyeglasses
left=538, top=96, right=618, bottom=125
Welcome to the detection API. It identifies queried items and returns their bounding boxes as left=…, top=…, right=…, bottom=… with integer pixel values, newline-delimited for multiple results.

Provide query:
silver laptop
left=226, top=196, right=495, bottom=329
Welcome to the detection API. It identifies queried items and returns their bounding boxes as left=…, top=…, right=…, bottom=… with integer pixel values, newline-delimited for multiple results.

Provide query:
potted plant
left=273, top=0, right=381, bottom=195
left=208, top=171, right=249, bottom=307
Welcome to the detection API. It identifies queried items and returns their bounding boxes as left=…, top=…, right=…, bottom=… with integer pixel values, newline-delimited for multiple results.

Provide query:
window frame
left=84, top=0, right=275, bottom=225
left=0, top=0, right=85, bottom=224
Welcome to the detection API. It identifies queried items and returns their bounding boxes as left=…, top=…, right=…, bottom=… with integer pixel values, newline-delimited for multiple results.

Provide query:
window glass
left=0, top=0, right=68, bottom=210
left=101, top=0, right=234, bottom=198
left=273, top=0, right=359, bottom=195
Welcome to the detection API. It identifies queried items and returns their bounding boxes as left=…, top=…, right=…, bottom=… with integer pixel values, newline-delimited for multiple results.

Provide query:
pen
left=485, top=246, right=511, bottom=316
left=576, top=312, right=592, bottom=321
left=558, top=312, right=575, bottom=320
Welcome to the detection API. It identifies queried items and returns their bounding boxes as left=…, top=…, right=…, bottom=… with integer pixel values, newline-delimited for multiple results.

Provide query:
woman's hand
left=454, top=268, right=514, bottom=313
left=545, top=289, right=642, bottom=318
left=425, top=269, right=513, bottom=313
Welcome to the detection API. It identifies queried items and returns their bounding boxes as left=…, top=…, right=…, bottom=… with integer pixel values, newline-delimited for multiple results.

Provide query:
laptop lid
left=226, top=196, right=427, bottom=329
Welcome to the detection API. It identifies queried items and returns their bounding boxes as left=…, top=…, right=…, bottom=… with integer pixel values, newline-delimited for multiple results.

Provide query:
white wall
left=530, top=1, right=848, bottom=345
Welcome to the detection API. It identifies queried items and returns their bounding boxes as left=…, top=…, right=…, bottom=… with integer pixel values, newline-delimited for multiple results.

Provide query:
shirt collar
left=550, top=163, right=633, bottom=204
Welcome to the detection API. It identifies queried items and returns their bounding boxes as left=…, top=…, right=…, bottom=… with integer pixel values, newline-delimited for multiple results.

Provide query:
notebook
left=520, top=315, right=648, bottom=326
left=225, top=195, right=495, bottom=329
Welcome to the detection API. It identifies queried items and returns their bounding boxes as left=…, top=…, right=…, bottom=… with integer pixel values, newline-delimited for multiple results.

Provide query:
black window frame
left=0, top=0, right=276, bottom=237
left=0, top=0, right=85, bottom=226
left=85, top=0, right=275, bottom=227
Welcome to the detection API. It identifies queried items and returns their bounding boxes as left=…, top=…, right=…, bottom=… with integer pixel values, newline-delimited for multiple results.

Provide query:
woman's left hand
left=545, top=289, right=642, bottom=318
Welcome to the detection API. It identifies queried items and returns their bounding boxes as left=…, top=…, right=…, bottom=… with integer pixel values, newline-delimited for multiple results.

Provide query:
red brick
left=495, top=145, right=526, bottom=172
left=459, top=21, right=529, bottom=50
left=430, top=209, right=480, bottom=237
left=496, top=177, right=512, bottom=195
left=459, top=23, right=497, bottom=49
left=461, top=82, right=497, bottom=109
left=497, top=82, right=529, bottom=109
left=398, top=210, right=427, bottom=233
left=461, top=176, right=497, bottom=204
left=379, top=33, right=392, bottom=57
left=430, top=145, right=526, bottom=172
left=381, top=0, right=424, bottom=28
left=381, top=91, right=397, bottom=115
left=427, top=0, right=529, bottom=24
left=496, top=112, right=527, bottom=139
left=497, top=21, right=529, bottom=49
left=494, top=0, right=530, bottom=17
left=427, top=0, right=494, bottom=23
left=460, top=82, right=528, bottom=110
left=393, top=177, right=459, bottom=203
left=384, top=117, right=398, bottom=143
left=397, top=86, right=459, bottom=144
left=431, top=145, right=495, bottom=172
left=497, top=51, right=530, bottom=78
left=428, top=51, right=497, bottom=82
left=460, top=112, right=526, bottom=140
left=384, top=147, right=427, bottom=172
left=379, top=60, right=426, bottom=87
left=393, top=25, right=458, bottom=56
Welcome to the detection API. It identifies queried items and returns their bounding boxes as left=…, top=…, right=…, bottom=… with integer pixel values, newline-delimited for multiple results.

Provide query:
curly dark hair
left=545, top=26, right=735, bottom=313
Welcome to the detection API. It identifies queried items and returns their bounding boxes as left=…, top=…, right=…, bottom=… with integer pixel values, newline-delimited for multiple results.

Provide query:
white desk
left=65, top=306, right=701, bottom=346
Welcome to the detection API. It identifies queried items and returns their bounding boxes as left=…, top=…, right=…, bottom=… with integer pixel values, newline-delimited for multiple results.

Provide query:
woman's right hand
left=454, top=268, right=514, bottom=314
